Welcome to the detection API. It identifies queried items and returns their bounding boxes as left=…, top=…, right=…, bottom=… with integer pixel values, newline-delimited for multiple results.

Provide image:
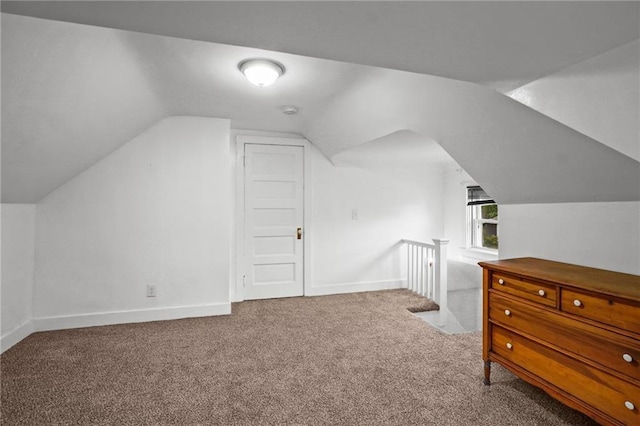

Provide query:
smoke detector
left=281, top=105, right=299, bottom=115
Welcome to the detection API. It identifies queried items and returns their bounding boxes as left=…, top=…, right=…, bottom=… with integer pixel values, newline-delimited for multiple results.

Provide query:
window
left=467, top=186, right=498, bottom=250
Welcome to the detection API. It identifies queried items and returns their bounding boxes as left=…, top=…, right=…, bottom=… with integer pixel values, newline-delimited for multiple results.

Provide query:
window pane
left=482, top=223, right=499, bottom=249
left=481, top=204, right=498, bottom=219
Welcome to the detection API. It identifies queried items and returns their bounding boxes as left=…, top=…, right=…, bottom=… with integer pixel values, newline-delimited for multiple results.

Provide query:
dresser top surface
left=479, top=257, right=640, bottom=302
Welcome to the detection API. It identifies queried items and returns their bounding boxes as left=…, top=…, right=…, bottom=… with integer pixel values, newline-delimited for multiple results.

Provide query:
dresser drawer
left=489, top=293, right=640, bottom=381
left=561, top=289, right=640, bottom=334
left=491, top=272, right=556, bottom=307
left=492, top=325, right=640, bottom=425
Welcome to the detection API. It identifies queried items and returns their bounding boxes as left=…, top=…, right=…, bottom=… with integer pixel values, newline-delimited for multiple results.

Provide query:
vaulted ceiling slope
left=307, top=66, right=639, bottom=205
left=1, top=4, right=639, bottom=205
left=3, top=1, right=639, bottom=93
left=1, top=13, right=364, bottom=202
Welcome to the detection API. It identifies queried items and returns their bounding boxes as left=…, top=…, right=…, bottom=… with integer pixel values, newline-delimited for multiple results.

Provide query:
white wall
left=500, top=41, right=640, bottom=275
left=441, top=168, right=468, bottom=262
left=310, top=144, right=445, bottom=293
left=1, top=204, right=36, bottom=350
left=33, top=116, right=232, bottom=329
left=501, top=202, right=640, bottom=275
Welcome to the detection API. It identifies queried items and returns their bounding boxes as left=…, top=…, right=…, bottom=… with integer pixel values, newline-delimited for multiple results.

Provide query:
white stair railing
left=401, top=239, right=449, bottom=312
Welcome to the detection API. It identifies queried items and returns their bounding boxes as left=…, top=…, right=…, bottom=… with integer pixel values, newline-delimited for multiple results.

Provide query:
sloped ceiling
left=1, top=2, right=639, bottom=205
left=1, top=14, right=366, bottom=202
left=305, top=67, right=639, bottom=204
left=3, top=1, right=639, bottom=92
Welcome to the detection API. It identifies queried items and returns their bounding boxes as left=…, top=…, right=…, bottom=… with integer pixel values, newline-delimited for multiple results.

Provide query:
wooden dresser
left=479, top=258, right=640, bottom=426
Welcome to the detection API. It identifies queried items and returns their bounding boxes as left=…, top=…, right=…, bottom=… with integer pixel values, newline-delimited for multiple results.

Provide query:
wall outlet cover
left=146, top=284, right=157, bottom=297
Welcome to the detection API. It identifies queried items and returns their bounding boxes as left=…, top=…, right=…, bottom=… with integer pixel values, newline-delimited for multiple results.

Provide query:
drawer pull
left=498, top=279, right=505, bottom=285
left=624, top=401, right=635, bottom=411
left=504, top=309, right=511, bottom=316
left=573, top=299, right=582, bottom=307
left=538, top=289, right=546, bottom=297
left=623, top=353, right=634, bottom=363
left=506, top=342, right=513, bottom=350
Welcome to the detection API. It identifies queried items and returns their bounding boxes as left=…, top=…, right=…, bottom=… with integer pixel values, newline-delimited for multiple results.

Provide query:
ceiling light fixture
left=238, top=59, right=285, bottom=87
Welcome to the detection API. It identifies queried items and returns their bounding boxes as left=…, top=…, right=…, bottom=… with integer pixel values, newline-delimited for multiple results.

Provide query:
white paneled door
left=243, top=144, right=304, bottom=299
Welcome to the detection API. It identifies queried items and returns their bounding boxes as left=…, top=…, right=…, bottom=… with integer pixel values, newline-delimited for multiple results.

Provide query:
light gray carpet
left=1, top=289, right=596, bottom=425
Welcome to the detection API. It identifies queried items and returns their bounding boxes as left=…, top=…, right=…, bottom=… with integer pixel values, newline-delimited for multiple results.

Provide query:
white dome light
left=239, top=59, right=285, bottom=87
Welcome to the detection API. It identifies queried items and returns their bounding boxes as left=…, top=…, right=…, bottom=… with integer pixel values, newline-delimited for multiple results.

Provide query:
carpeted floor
left=1, top=289, right=596, bottom=425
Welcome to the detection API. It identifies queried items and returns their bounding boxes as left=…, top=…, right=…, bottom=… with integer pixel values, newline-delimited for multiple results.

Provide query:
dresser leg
left=483, top=361, right=491, bottom=385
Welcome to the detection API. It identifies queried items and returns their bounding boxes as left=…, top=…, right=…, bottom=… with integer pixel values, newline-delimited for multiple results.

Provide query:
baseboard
left=305, top=279, right=404, bottom=297
left=1, top=303, right=231, bottom=353
left=33, top=303, right=232, bottom=332
left=1, top=320, right=34, bottom=354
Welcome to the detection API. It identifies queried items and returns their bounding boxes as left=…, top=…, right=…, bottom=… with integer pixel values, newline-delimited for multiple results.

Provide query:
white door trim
left=234, top=135, right=312, bottom=302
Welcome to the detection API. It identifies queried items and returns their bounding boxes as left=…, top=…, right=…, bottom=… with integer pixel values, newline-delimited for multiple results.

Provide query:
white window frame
left=469, top=204, right=498, bottom=251
left=466, top=186, right=498, bottom=253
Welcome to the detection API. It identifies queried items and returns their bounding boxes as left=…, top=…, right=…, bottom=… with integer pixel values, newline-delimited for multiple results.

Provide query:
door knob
left=297, top=227, right=302, bottom=240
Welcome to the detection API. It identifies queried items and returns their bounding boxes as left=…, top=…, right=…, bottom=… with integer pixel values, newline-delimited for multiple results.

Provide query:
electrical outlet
left=146, top=284, right=157, bottom=297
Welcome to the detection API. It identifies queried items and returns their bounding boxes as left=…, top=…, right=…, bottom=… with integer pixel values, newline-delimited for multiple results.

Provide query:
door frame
left=234, top=135, right=312, bottom=302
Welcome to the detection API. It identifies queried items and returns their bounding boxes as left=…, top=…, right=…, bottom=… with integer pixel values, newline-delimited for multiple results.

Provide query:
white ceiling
left=1, top=2, right=639, bottom=204
left=332, top=130, right=456, bottom=170
left=3, top=1, right=638, bottom=92
left=1, top=13, right=373, bottom=202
